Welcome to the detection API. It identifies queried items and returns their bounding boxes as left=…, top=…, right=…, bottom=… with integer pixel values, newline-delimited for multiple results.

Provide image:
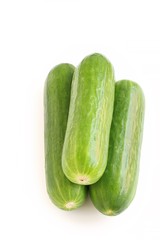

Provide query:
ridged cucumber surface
left=44, top=64, right=87, bottom=210
left=89, top=80, right=145, bottom=215
left=62, top=53, right=115, bottom=185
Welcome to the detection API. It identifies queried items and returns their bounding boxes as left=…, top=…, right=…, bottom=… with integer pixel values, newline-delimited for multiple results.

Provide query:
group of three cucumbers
left=44, top=53, right=145, bottom=216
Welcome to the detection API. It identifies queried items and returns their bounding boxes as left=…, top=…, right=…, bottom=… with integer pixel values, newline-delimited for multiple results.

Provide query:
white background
left=0, top=0, right=160, bottom=239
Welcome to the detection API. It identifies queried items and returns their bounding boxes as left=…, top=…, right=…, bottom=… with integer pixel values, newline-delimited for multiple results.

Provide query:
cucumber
left=44, top=63, right=87, bottom=210
left=89, top=80, right=145, bottom=215
left=62, top=53, right=115, bottom=185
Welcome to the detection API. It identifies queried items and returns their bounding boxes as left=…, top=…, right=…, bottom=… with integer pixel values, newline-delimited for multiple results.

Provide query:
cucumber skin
left=62, top=53, right=115, bottom=185
left=89, top=80, right=145, bottom=215
left=44, top=64, right=87, bottom=210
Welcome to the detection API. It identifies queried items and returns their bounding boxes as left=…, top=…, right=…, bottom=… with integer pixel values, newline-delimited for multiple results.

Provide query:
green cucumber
left=89, top=80, right=145, bottom=215
left=44, top=64, right=87, bottom=210
left=62, top=53, right=115, bottom=185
